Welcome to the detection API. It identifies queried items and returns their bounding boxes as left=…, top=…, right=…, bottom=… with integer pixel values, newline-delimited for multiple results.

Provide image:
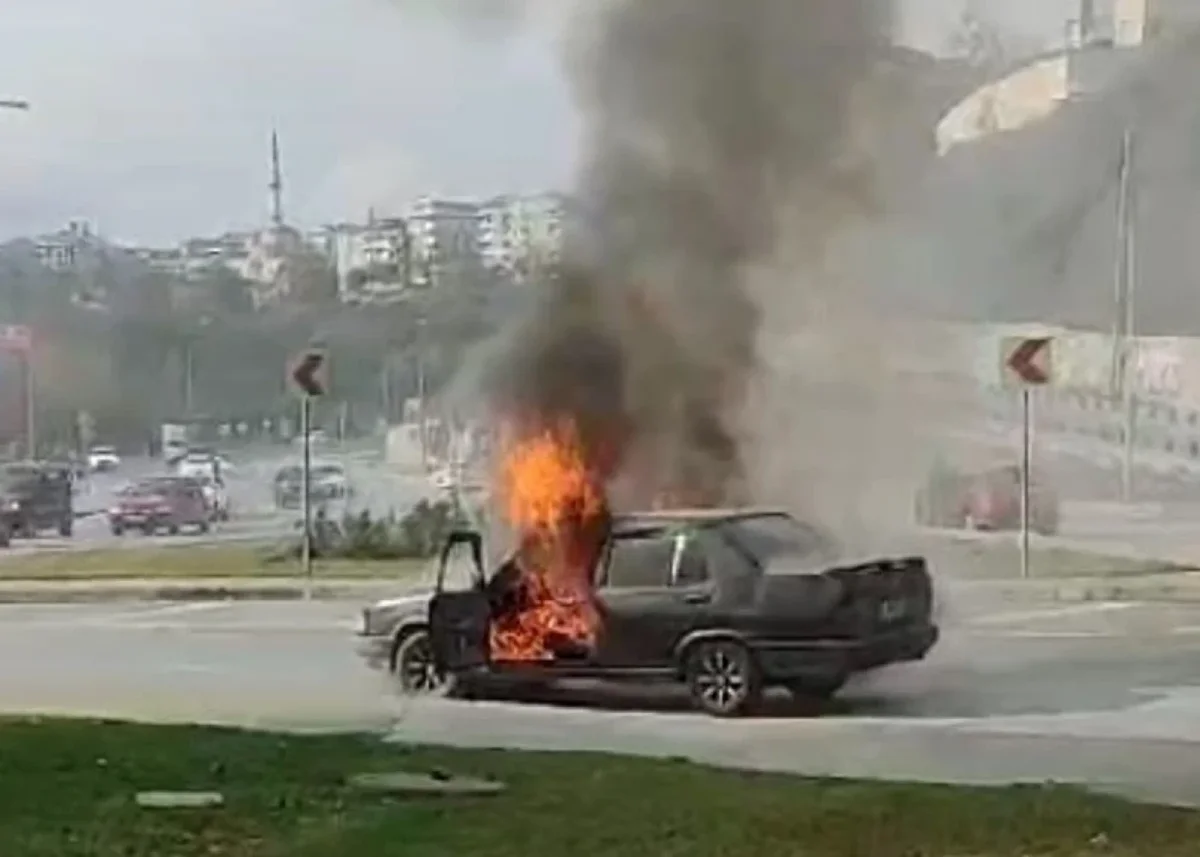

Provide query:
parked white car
left=175, top=450, right=234, bottom=481
left=86, top=445, right=121, bottom=473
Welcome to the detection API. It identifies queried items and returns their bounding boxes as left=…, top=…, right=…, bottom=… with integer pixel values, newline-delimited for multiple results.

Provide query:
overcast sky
left=0, top=0, right=1078, bottom=246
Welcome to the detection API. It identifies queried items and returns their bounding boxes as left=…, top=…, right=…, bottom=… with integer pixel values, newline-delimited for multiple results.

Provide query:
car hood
left=369, top=590, right=432, bottom=613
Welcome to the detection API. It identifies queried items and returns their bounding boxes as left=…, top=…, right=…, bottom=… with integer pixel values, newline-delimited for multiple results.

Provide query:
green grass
left=0, top=719, right=1196, bottom=857
left=0, top=544, right=431, bottom=581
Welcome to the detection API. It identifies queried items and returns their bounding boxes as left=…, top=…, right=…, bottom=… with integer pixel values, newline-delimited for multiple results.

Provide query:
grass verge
left=0, top=718, right=1196, bottom=857
left=0, top=544, right=430, bottom=581
left=922, top=535, right=1193, bottom=579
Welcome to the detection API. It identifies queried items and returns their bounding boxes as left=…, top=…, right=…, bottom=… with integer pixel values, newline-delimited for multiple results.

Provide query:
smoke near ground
left=482, top=0, right=899, bottom=511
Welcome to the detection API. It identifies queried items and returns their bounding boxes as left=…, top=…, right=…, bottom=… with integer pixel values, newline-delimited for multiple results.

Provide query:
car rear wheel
left=58, top=517, right=72, bottom=538
left=684, top=639, right=762, bottom=717
left=392, top=628, right=455, bottom=697
left=110, top=523, right=124, bottom=537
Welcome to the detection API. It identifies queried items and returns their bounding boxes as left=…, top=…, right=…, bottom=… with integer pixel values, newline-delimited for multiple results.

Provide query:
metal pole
left=1110, top=126, right=1130, bottom=395
left=1118, top=127, right=1137, bottom=503
left=24, top=353, right=35, bottom=459
left=182, top=342, right=194, bottom=415
left=1020, top=387, right=1032, bottom=580
left=417, top=319, right=428, bottom=469
left=300, top=395, right=313, bottom=598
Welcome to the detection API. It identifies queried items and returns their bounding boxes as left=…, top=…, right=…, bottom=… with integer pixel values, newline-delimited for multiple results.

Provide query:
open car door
left=428, top=529, right=491, bottom=673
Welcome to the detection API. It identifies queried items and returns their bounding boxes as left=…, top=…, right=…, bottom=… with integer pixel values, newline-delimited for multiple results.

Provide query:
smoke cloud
left=484, top=0, right=895, bottom=508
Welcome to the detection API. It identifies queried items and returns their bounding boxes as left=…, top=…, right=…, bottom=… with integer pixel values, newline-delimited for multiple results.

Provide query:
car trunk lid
left=823, top=556, right=933, bottom=636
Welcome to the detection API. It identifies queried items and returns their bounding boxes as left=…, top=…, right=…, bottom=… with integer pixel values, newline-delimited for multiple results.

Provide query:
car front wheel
left=393, top=629, right=455, bottom=697
left=684, top=639, right=762, bottom=717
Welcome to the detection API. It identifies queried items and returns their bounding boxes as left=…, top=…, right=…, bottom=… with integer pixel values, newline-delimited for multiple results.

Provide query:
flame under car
left=421, top=508, right=939, bottom=717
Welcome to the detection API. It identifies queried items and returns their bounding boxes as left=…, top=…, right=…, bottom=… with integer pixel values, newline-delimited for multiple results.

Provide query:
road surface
left=2, top=597, right=1200, bottom=802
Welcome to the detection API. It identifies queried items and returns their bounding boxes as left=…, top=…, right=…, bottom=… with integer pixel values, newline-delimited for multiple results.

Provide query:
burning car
left=359, top=508, right=938, bottom=717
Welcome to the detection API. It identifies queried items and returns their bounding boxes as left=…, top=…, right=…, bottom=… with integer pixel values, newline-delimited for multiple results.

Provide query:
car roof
left=612, top=507, right=790, bottom=533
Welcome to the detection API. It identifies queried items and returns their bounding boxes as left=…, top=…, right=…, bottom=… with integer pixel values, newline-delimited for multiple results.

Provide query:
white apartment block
left=327, top=217, right=412, bottom=305
left=477, top=192, right=568, bottom=284
left=34, top=220, right=103, bottom=273
left=406, top=196, right=482, bottom=288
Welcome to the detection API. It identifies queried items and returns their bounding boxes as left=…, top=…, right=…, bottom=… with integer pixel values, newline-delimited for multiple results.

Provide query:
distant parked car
left=163, top=439, right=189, bottom=466
left=175, top=448, right=234, bottom=481
left=86, top=445, right=121, bottom=473
left=108, top=477, right=211, bottom=536
left=0, top=462, right=74, bottom=546
left=273, top=461, right=350, bottom=509
left=915, top=462, right=1059, bottom=535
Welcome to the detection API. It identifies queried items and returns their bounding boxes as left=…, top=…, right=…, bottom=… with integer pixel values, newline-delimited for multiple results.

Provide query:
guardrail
left=985, top=386, right=1200, bottom=465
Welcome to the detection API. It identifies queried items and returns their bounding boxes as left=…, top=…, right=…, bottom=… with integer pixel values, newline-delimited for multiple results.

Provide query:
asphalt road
left=3, top=596, right=1200, bottom=801
left=0, top=447, right=438, bottom=558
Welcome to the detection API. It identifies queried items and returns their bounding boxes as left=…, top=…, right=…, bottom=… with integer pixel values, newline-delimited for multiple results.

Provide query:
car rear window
left=717, top=514, right=839, bottom=566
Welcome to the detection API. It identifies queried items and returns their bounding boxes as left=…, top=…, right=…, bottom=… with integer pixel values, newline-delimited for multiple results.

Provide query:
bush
left=271, top=498, right=467, bottom=562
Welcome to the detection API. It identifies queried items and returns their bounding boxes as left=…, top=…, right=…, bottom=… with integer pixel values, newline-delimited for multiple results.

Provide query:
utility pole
left=416, top=316, right=428, bottom=469
left=1114, top=126, right=1138, bottom=503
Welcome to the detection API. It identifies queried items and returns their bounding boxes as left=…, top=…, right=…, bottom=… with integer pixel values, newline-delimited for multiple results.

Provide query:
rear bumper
left=109, top=514, right=175, bottom=528
left=752, top=623, right=939, bottom=683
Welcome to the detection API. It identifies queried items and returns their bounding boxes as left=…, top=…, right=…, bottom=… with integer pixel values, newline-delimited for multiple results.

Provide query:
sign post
left=290, top=349, right=327, bottom=598
left=1001, top=336, right=1054, bottom=580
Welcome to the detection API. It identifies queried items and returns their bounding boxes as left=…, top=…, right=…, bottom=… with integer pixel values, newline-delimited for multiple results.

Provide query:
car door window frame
left=668, top=531, right=711, bottom=588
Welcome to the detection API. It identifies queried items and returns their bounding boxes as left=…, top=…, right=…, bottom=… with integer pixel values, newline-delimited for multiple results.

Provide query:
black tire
left=0, top=524, right=9, bottom=548
left=167, top=523, right=180, bottom=536
left=197, top=520, right=210, bottom=534
left=684, top=639, right=762, bottom=717
left=392, top=628, right=455, bottom=697
left=58, top=517, right=73, bottom=538
left=110, top=524, right=124, bottom=537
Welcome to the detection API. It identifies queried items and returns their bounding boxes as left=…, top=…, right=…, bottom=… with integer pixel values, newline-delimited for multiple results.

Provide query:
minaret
left=269, top=129, right=285, bottom=228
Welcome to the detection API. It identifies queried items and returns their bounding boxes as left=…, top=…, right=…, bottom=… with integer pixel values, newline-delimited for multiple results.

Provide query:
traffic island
left=0, top=545, right=430, bottom=602
left=1, top=717, right=1198, bottom=856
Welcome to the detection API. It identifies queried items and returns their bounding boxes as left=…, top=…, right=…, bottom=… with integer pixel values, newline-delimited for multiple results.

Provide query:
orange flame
left=489, top=419, right=609, bottom=662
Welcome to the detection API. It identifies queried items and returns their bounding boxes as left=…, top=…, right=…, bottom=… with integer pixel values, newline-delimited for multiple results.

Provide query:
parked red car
left=108, top=477, right=211, bottom=536
left=916, top=463, right=1059, bottom=535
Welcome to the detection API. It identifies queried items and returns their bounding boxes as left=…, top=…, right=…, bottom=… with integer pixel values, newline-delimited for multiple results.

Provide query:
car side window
left=671, top=535, right=709, bottom=587
left=604, top=536, right=674, bottom=589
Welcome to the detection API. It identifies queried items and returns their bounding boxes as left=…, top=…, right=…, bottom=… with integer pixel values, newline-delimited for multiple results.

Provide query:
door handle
left=681, top=591, right=711, bottom=605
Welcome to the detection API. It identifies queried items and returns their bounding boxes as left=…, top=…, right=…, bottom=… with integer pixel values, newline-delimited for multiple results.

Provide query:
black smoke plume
left=486, top=0, right=893, bottom=505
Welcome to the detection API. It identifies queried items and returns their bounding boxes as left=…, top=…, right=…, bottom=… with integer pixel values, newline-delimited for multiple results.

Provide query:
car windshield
left=91, top=446, right=116, bottom=455
left=717, top=514, right=839, bottom=567
left=125, top=482, right=168, bottom=497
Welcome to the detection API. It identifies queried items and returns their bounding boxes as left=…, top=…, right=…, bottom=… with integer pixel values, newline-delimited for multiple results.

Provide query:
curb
left=951, top=573, right=1200, bottom=605
left=0, top=579, right=404, bottom=604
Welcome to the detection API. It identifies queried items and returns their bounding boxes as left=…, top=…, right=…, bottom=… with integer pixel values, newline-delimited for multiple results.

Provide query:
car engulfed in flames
left=485, top=420, right=610, bottom=663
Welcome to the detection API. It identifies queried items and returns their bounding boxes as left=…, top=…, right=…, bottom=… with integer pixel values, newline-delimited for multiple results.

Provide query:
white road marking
left=96, top=602, right=230, bottom=625
left=967, top=601, right=1141, bottom=627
